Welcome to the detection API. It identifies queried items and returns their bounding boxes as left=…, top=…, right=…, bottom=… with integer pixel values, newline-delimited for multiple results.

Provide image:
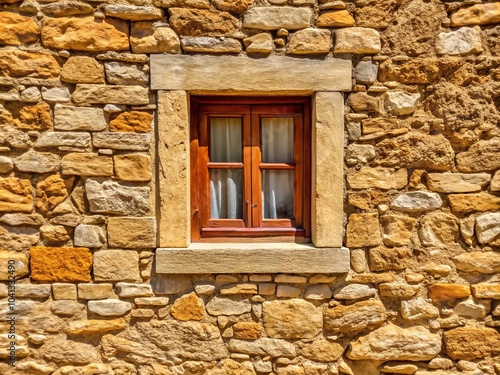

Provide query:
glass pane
left=210, top=169, right=243, bottom=219
left=261, top=118, right=293, bottom=163
left=262, top=170, right=293, bottom=219
left=210, top=118, right=242, bottom=162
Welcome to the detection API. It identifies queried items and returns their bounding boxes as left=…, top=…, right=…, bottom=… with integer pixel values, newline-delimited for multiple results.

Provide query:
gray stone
left=92, top=133, right=151, bottom=151
left=72, top=84, right=150, bottom=105
left=54, top=105, right=107, bottom=131
left=0, top=156, right=13, bottom=173
left=206, top=297, right=251, bottom=316
left=35, top=132, right=91, bottom=149
left=436, top=26, right=482, bottom=55
left=88, top=299, right=132, bottom=316
left=333, top=283, right=376, bottom=300
left=242, top=6, right=312, bottom=30
left=454, top=299, right=490, bottom=320
left=0, top=87, right=19, bottom=101
left=1, top=126, right=32, bottom=149
left=20, top=87, right=41, bottom=102
left=104, top=61, right=149, bottom=85
left=85, top=178, right=150, bottom=215
left=0, top=213, right=44, bottom=226
left=74, top=224, right=105, bottom=248
left=334, top=27, right=381, bottom=54
left=14, top=151, right=60, bottom=173
left=151, top=275, right=191, bottom=295
left=93, top=250, right=141, bottom=282
left=181, top=37, right=242, bottom=53
left=15, top=284, right=52, bottom=298
left=41, top=87, right=71, bottom=102
left=475, top=212, right=500, bottom=244
left=390, top=191, right=442, bottom=213
left=115, top=283, right=153, bottom=297
left=104, top=5, right=163, bottom=21
left=384, top=92, right=420, bottom=115
left=355, top=60, right=378, bottom=84
left=229, top=338, right=296, bottom=357
left=103, top=104, right=126, bottom=113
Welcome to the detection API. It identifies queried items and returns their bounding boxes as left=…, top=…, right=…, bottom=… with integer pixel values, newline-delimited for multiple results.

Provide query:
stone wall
left=0, top=0, right=500, bottom=374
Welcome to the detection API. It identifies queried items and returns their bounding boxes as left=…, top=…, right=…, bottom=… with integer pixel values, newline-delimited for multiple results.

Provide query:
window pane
left=262, top=170, right=293, bottom=219
left=210, top=118, right=242, bottom=162
left=261, top=118, right=293, bottom=163
left=210, top=169, right=243, bottom=219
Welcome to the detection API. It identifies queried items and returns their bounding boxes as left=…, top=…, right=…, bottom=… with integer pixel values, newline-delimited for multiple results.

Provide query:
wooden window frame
left=190, top=96, right=311, bottom=242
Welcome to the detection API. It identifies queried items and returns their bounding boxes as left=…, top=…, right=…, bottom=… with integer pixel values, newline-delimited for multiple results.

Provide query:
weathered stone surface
left=54, top=105, right=106, bottom=131
left=104, top=5, right=162, bottom=21
left=428, top=284, right=470, bottom=300
left=109, top=111, right=153, bottom=133
left=20, top=87, right=41, bottom=102
left=85, top=178, right=150, bottom=215
left=206, top=297, right=251, bottom=316
left=333, top=283, right=376, bottom=300
left=304, top=284, right=332, bottom=300
left=115, top=283, right=152, bottom=298
left=286, top=28, right=331, bottom=54
left=0, top=225, right=39, bottom=252
left=379, top=364, right=418, bottom=374
left=74, top=224, right=105, bottom=248
left=454, top=299, right=490, bottom=320
left=0, top=50, right=60, bottom=78
left=0, top=213, right=44, bottom=226
left=390, top=191, right=442, bottom=213
left=66, top=319, right=127, bottom=335
left=52, top=283, right=77, bottom=300
left=206, top=359, right=256, bottom=375
left=444, top=327, right=500, bottom=360
left=453, top=251, right=500, bottom=274
left=296, top=339, right=344, bottom=362
left=41, top=339, right=100, bottom=365
left=135, top=297, right=169, bottom=306
left=379, top=58, right=441, bottom=85
left=93, top=132, right=151, bottom=150
left=78, top=283, right=113, bottom=300
left=42, top=17, right=129, bottom=51
left=93, top=250, right=140, bottom=282
left=30, top=246, right=92, bottom=282
left=263, top=299, right=321, bottom=339
left=35, top=132, right=91, bottom=149
left=324, top=300, right=387, bottom=334
left=169, top=8, right=238, bottom=36
left=114, top=154, right=152, bottom=182
left=232, top=322, right=261, bottom=340
left=380, top=215, right=416, bottom=247
left=243, top=32, right=273, bottom=54
left=379, top=283, right=419, bottom=299
left=436, top=26, right=482, bottom=55
left=61, top=153, right=113, bottom=176
left=355, top=60, right=378, bottom=85
left=40, top=224, right=69, bottom=243
left=419, top=212, right=459, bottom=247
left=427, top=173, right=490, bottom=193
left=35, top=174, right=68, bottom=213
left=369, top=246, right=413, bottom=271
left=61, top=56, right=105, bottom=84
left=450, top=3, right=500, bottom=26
left=385, top=92, right=420, bottom=116
left=449, top=192, right=500, bottom=214
left=276, top=285, right=301, bottom=298
left=317, top=10, right=355, bottom=27
left=15, top=284, right=51, bottom=298
left=456, top=138, right=500, bottom=172
left=107, top=217, right=156, bottom=248
left=0, top=156, right=13, bottom=174
left=0, top=177, right=33, bottom=212
left=41, top=1, right=93, bottom=17
left=229, top=338, right=296, bottom=358
left=348, top=167, right=407, bottom=190
left=471, top=283, right=500, bottom=299
left=0, top=12, right=40, bottom=45
left=50, top=300, right=84, bottom=316
left=349, top=272, right=395, bottom=284
left=41, top=87, right=70, bottom=103
left=401, top=297, right=439, bottom=321
left=171, top=292, right=205, bottom=321
left=0, top=251, right=28, bottom=280
left=131, top=22, right=181, bottom=54
left=221, top=283, right=258, bottom=295
left=3, top=102, right=53, bottom=131
left=347, top=92, right=380, bottom=113
left=212, top=0, right=253, bottom=15
left=334, top=27, right=381, bottom=54
left=72, top=84, right=149, bottom=105
left=346, top=144, right=376, bottom=165
left=243, top=6, right=312, bottom=30
left=88, top=299, right=132, bottom=317
left=181, top=36, right=242, bottom=53
left=348, top=324, right=441, bottom=361
left=346, top=212, right=381, bottom=247
left=105, top=62, right=149, bottom=85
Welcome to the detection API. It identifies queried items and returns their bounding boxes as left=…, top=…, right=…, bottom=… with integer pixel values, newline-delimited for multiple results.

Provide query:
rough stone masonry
left=0, top=0, right=500, bottom=374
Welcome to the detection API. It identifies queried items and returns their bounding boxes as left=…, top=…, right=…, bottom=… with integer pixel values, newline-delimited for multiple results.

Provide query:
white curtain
left=210, top=118, right=241, bottom=162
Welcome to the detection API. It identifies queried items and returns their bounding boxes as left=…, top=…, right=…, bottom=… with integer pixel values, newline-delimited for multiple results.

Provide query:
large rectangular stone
left=72, top=84, right=149, bottom=105
left=108, top=217, right=156, bottom=249
left=61, top=153, right=113, bottom=176
left=92, top=133, right=151, bottom=151
left=151, top=55, right=351, bottom=92
left=54, top=105, right=107, bottom=131
left=243, top=6, right=312, bottom=30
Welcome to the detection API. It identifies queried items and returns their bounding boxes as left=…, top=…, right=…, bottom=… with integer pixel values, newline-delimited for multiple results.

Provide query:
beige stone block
left=61, top=56, right=105, bottom=84
left=347, top=167, right=407, bottom=190
left=131, top=22, right=181, bottom=54
left=286, top=28, right=331, bottom=55
left=427, top=173, right=491, bottom=193
left=108, top=217, right=156, bottom=249
left=0, top=50, right=60, bottom=79
left=78, top=283, right=113, bottom=300
left=317, top=10, right=355, bottom=27
left=242, top=6, right=312, bottom=30
left=72, top=84, right=149, bottom=105
left=450, top=3, right=500, bottom=27
left=449, top=192, right=500, bottom=214
left=346, top=212, right=381, bottom=248
left=93, top=250, right=141, bottom=282
left=114, top=154, right=152, bottom=182
left=52, top=283, right=77, bottom=300
left=61, top=153, right=113, bottom=176
left=380, top=214, right=416, bottom=247
left=0, top=251, right=29, bottom=280
left=334, top=27, right=381, bottom=54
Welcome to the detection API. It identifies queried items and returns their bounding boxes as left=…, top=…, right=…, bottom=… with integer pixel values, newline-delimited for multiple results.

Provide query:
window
left=190, top=97, right=311, bottom=242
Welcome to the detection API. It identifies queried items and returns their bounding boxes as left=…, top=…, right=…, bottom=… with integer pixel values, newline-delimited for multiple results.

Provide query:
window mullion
left=243, top=113, right=253, bottom=228
left=251, top=111, right=262, bottom=228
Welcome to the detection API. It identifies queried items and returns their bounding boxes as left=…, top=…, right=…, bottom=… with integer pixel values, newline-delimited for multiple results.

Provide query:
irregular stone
left=378, top=58, right=441, bottom=85
left=130, top=22, right=181, bottom=54
left=355, top=60, right=378, bottom=85
left=419, top=212, right=459, bottom=247
left=369, top=246, right=413, bottom=271
left=276, top=285, right=301, bottom=298
left=181, top=36, right=242, bottom=53
left=444, top=327, right=500, bottom=360
left=324, top=299, right=387, bottom=334
left=0, top=334, right=29, bottom=359
left=243, top=6, right=312, bottom=30
left=454, top=299, right=490, bottom=320
left=93, top=250, right=140, bottom=282
left=100, top=334, right=166, bottom=363
left=379, top=283, right=419, bottom=298
left=135, top=297, right=169, bottom=306
left=20, top=87, right=41, bottom=102
left=346, top=144, right=376, bottom=165
left=34, top=132, right=91, bottom=149
left=0, top=50, right=60, bottom=79
left=0, top=86, right=19, bottom=101
left=107, top=217, right=155, bottom=249
left=42, top=17, right=129, bottom=51
left=54, top=105, right=106, bottom=131
left=349, top=272, right=395, bottom=284
left=401, top=297, right=439, bottom=321
left=229, top=338, right=296, bottom=357
left=347, top=324, right=441, bottom=361
left=379, top=364, right=418, bottom=374
left=49, top=214, right=81, bottom=227
left=436, top=26, right=482, bottom=55
left=66, top=319, right=127, bottom=335
left=317, top=10, right=355, bottom=27
left=40, top=224, right=69, bottom=243
left=380, top=215, right=416, bottom=247
left=169, top=8, right=238, bottom=36
left=41, top=339, right=100, bottom=365
left=35, top=174, right=68, bottom=213
left=390, top=191, right=442, bottom=213
left=0, top=251, right=29, bottom=280
left=384, top=92, right=420, bottom=116
left=105, top=61, right=149, bottom=85
left=304, top=284, right=332, bottom=300
left=286, top=28, right=331, bottom=54
left=212, top=0, right=253, bottom=15
left=427, top=173, right=491, bottom=193
left=15, top=361, right=53, bottom=375
left=104, top=5, right=163, bottom=21
left=220, top=283, right=258, bottom=295
left=61, top=56, right=105, bottom=84
left=491, top=171, right=500, bottom=192
left=0, top=213, right=44, bottom=226
left=30, top=246, right=91, bottom=282
left=243, top=32, right=273, bottom=54
left=0, top=225, right=39, bottom=252
left=92, top=132, right=151, bottom=150
left=0, top=177, right=33, bottom=212
left=232, top=322, right=261, bottom=340
left=346, top=212, right=381, bottom=247
left=453, top=251, right=500, bottom=274
left=50, top=300, right=84, bottom=316
left=41, top=1, right=93, bottom=17
left=78, top=284, right=113, bottom=300
left=52, top=283, right=77, bottom=300
left=74, top=224, right=105, bottom=248
left=296, top=339, right=344, bottom=362
left=109, top=111, right=153, bottom=133
left=15, top=284, right=52, bottom=298
left=61, top=153, right=113, bottom=176
left=85, top=178, right=150, bottom=216
left=471, top=283, right=500, bottom=299
left=449, top=192, right=500, bottom=214
left=348, top=167, right=407, bottom=190
left=151, top=275, right=191, bottom=295
left=428, top=284, right=470, bottom=300
left=114, top=154, right=152, bottom=182
left=456, top=138, right=500, bottom=172
left=0, top=12, right=40, bottom=45
left=5, top=102, right=53, bottom=131
left=333, top=283, right=376, bottom=300
left=450, top=3, right=500, bottom=26
left=0, top=158, right=13, bottom=174
left=347, top=92, right=380, bottom=113
left=171, top=292, right=205, bottom=321
left=41, top=87, right=70, bottom=103
left=115, top=283, right=153, bottom=298
left=88, top=299, right=131, bottom=317
left=206, top=359, right=256, bottom=375
left=72, top=84, right=149, bottom=105
left=206, top=297, right=251, bottom=316
left=334, top=27, right=381, bottom=54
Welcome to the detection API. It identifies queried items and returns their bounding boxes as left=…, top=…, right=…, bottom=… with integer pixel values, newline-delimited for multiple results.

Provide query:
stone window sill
left=155, top=243, right=350, bottom=274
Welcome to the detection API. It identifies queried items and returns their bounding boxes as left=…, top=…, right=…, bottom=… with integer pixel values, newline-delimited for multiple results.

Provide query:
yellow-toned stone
left=369, top=246, right=413, bottom=271
left=220, top=283, right=258, bottom=295
left=444, top=327, right=500, bottom=360
left=471, top=283, right=500, bottom=299
left=449, top=192, right=500, bottom=214
left=428, top=284, right=470, bottom=300
left=170, top=292, right=205, bottom=321
left=131, top=22, right=181, bottom=54
left=450, top=3, right=500, bottom=27
left=61, top=56, right=105, bottom=84
left=169, top=8, right=238, bottom=36
left=30, top=246, right=92, bottom=282
left=17, top=103, right=53, bottom=131
left=0, top=12, right=40, bottom=45
left=0, top=50, right=60, bottom=78
left=317, top=10, right=355, bottom=27
left=65, top=319, right=127, bottom=335
left=114, top=154, right=152, bottom=182
left=233, top=322, right=262, bottom=340
left=379, top=58, right=441, bottom=84
left=42, top=17, right=129, bottom=51
left=0, top=177, right=33, bottom=213
left=297, top=339, right=345, bottom=362
left=346, top=212, right=381, bottom=247
left=61, top=153, right=113, bottom=176
left=0, top=251, right=28, bottom=280
left=109, top=111, right=153, bottom=133
left=380, top=214, right=416, bottom=247
left=35, top=174, right=69, bottom=213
